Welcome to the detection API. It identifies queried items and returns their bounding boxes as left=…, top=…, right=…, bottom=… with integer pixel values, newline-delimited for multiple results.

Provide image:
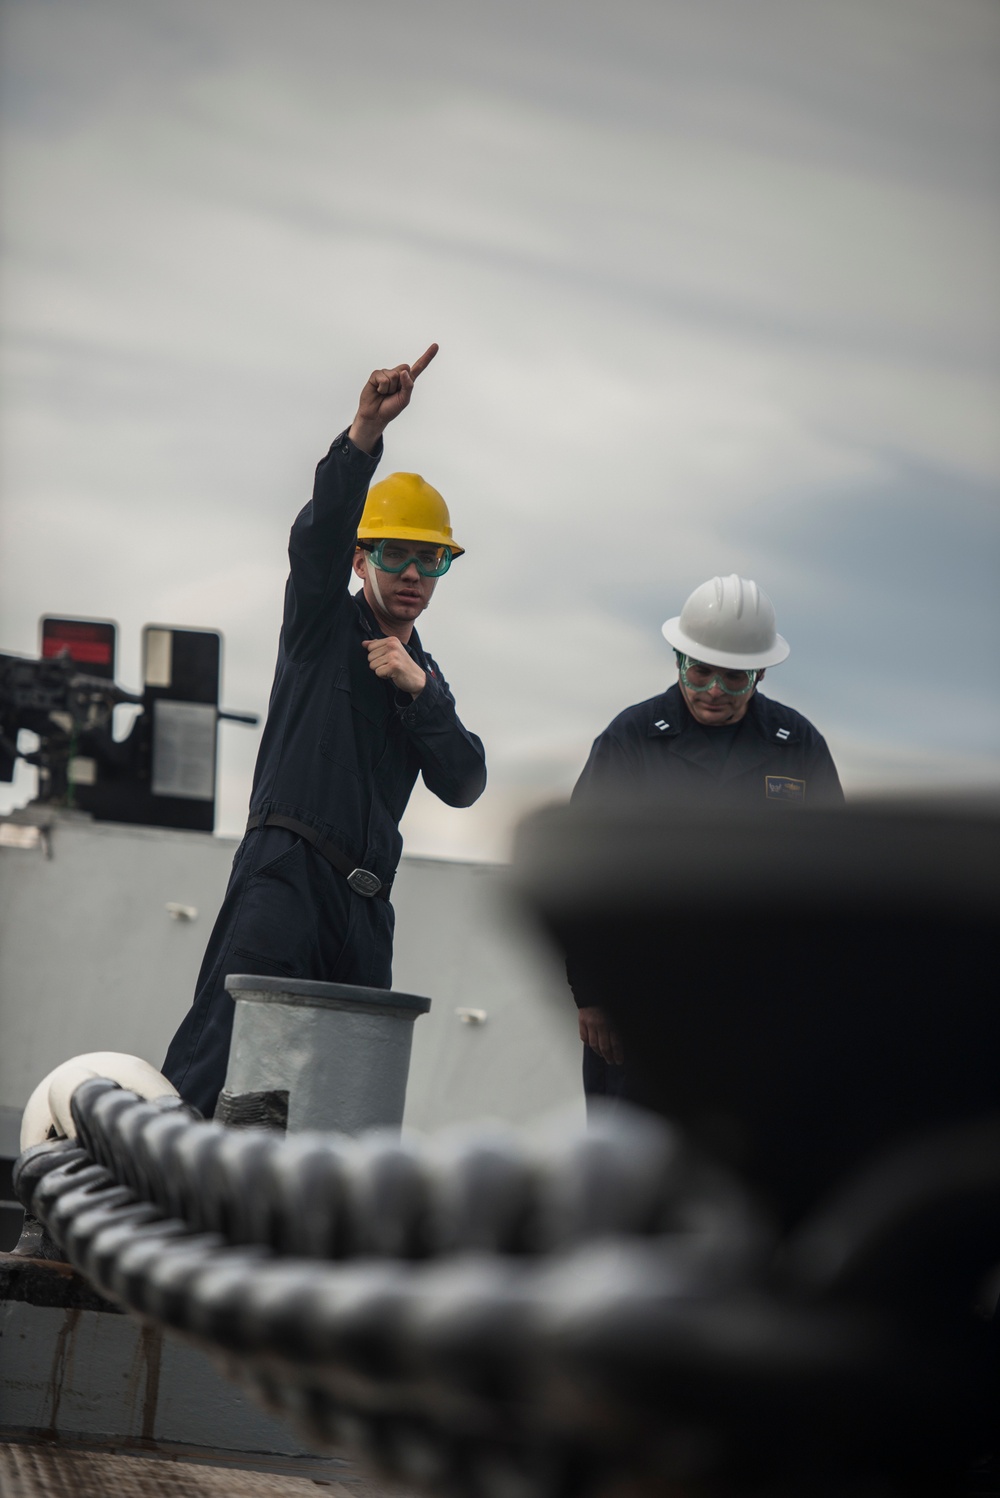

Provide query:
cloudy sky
left=1, top=0, right=998, bottom=860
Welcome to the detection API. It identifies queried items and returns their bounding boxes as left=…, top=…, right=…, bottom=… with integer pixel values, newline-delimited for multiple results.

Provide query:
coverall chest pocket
left=319, top=661, right=390, bottom=770
left=349, top=648, right=394, bottom=726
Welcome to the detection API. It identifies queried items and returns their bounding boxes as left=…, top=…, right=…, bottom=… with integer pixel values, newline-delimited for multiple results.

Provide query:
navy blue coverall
left=163, top=431, right=487, bottom=1117
left=570, top=681, right=843, bottom=1100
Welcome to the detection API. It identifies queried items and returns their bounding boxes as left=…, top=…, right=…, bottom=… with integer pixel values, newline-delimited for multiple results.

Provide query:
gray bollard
left=217, top=976, right=431, bottom=1134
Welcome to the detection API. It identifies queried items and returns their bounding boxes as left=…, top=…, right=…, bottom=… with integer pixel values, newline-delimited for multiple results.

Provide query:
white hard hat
left=662, top=575, right=790, bottom=669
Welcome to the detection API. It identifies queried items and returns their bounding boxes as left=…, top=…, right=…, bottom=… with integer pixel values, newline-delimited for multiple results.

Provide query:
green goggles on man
left=358, top=538, right=453, bottom=578
left=676, top=652, right=759, bottom=696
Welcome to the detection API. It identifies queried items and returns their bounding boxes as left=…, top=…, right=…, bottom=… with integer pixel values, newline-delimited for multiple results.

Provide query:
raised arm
left=284, top=346, right=439, bottom=658
left=348, top=344, right=439, bottom=455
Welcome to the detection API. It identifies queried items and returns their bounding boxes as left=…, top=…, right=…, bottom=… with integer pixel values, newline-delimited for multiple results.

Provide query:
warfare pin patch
left=765, top=775, right=806, bottom=802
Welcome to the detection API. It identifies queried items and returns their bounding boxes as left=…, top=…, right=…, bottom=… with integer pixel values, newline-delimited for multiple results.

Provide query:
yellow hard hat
left=357, top=472, right=464, bottom=556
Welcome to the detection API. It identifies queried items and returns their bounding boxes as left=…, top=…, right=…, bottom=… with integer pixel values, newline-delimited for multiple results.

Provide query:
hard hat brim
left=661, top=616, right=790, bottom=669
left=356, top=524, right=464, bottom=557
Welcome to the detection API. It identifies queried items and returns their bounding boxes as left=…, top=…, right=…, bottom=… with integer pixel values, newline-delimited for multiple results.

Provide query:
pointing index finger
left=410, top=343, right=439, bottom=379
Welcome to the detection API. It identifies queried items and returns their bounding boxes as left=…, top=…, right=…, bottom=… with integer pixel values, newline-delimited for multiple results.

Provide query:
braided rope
left=13, top=1080, right=994, bottom=1496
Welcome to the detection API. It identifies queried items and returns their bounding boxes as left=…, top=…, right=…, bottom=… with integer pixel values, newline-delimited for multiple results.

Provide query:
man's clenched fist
left=363, top=636, right=426, bottom=696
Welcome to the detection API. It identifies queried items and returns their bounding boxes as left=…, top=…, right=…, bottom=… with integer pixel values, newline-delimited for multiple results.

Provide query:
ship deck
left=0, top=1442, right=414, bottom=1498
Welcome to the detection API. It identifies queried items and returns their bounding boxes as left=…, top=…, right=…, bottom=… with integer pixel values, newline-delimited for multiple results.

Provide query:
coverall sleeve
left=806, top=734, right=846, bottom=807
left=396, top=668, right=487, bottom=808
left=567, top=724, right=639, bottom=1008
left=283, top=434, right=382, bottom=661
left=571, top=724, right=643, bottom=804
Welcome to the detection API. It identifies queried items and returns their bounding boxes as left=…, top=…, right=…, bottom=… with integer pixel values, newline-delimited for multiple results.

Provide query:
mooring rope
left=13, top=1079, right=998, bottom=1496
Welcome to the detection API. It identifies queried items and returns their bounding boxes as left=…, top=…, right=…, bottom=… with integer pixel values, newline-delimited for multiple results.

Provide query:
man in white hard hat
left=571, top=574, right=843, bottom=1102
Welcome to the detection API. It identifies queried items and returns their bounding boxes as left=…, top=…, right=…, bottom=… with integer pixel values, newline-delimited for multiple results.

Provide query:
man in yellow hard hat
left=163, top=346, right=486, bottom=1118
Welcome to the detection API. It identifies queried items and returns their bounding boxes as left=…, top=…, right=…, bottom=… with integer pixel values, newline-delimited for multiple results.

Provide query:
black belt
left=246, top=813, right=391, bottom=900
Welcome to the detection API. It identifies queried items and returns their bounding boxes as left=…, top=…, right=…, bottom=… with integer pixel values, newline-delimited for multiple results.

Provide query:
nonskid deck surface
left=0, top=1443, right=416, bottom=1498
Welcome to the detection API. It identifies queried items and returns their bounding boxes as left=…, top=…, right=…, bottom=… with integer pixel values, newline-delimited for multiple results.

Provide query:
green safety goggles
left=359, top=539, right=453, bottom=578
left=677, top=652, right=759, bottom=696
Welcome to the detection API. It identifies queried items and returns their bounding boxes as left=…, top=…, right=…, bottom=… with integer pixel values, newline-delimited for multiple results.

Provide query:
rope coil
left=13, top=1078, right=998, bottom=1496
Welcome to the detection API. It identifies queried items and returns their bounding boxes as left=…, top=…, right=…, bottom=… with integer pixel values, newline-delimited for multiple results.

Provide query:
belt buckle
left=347, top=867, right=382, bottom=898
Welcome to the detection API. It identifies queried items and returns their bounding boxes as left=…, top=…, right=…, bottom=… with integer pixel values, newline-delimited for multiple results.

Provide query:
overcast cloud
left=2, top=0, right=998, bottom=858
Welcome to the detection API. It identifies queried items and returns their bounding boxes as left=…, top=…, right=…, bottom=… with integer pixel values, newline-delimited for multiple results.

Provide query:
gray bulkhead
left=0, top=811, right=583, bottom=1165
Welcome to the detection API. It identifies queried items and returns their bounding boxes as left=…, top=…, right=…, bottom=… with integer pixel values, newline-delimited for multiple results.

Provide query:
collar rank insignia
left=775, top=727, right=790, bottom=740
left=654, top=720, right=669, bottom=731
